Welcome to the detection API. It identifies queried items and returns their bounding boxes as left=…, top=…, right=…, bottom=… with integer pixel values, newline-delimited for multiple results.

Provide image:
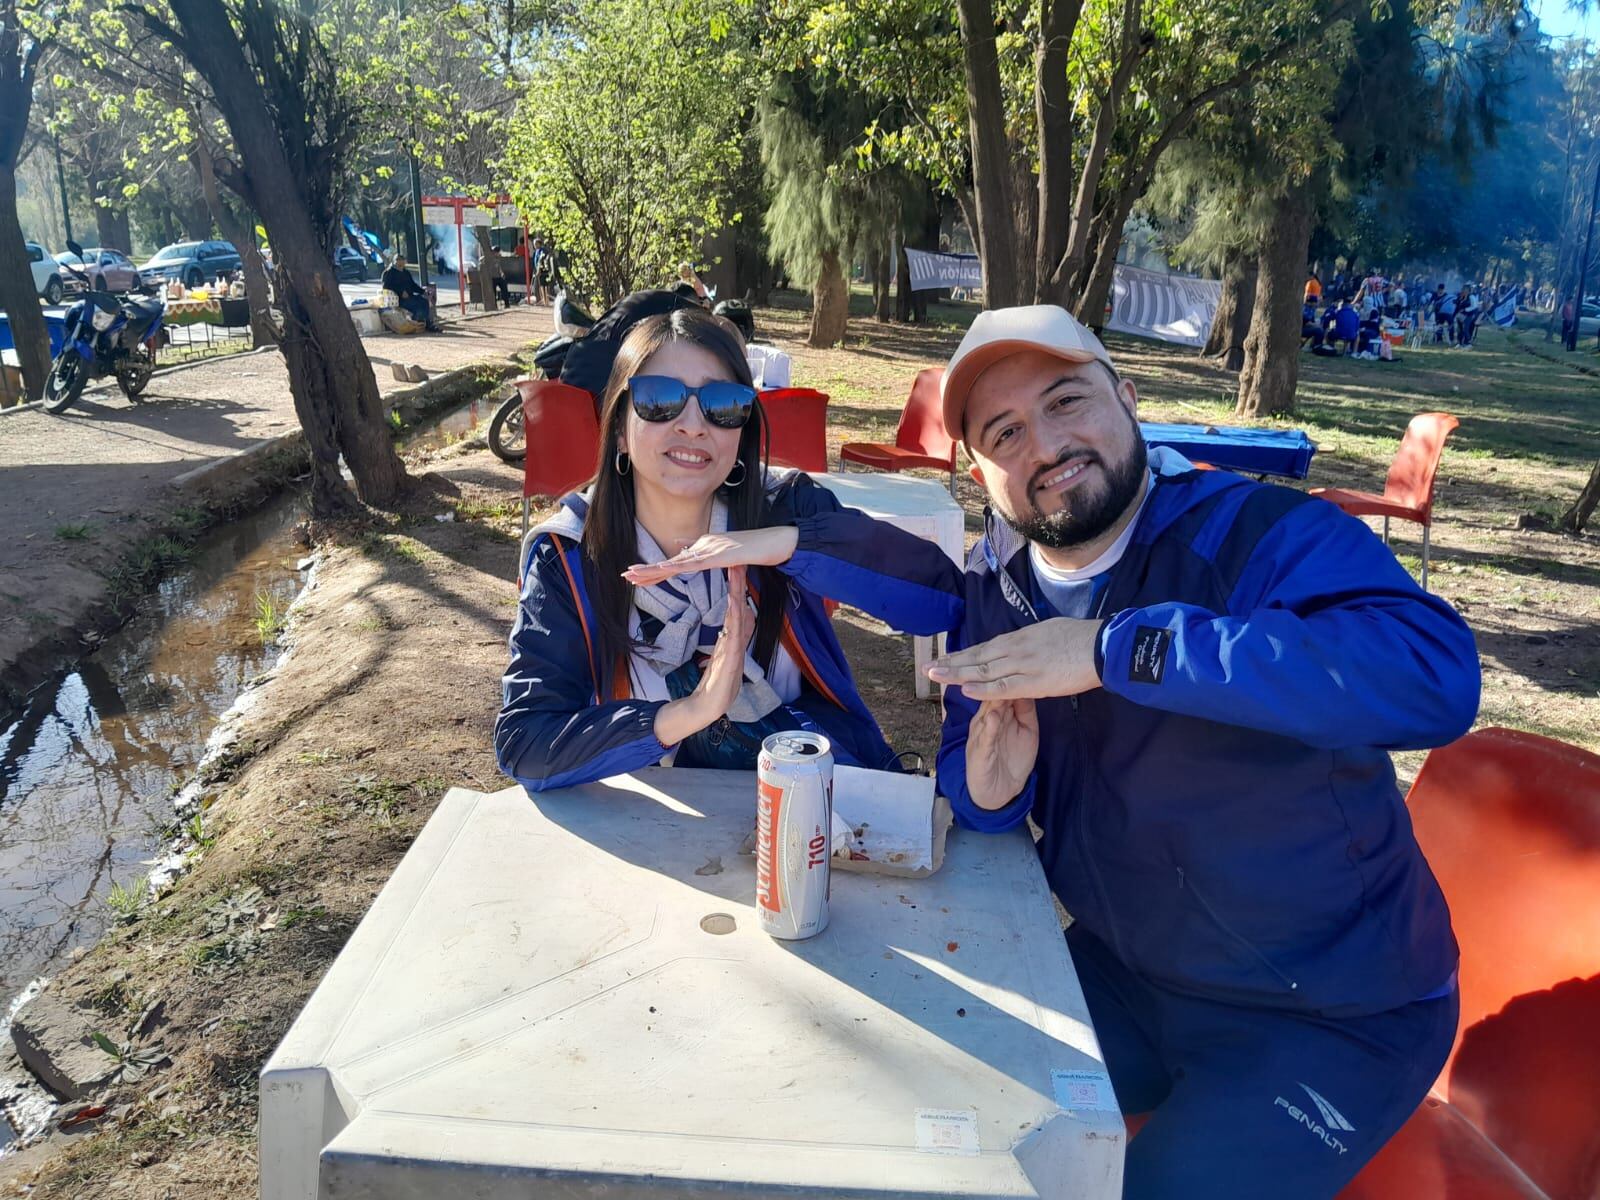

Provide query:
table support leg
left=913, top=633, right=945, bottom=701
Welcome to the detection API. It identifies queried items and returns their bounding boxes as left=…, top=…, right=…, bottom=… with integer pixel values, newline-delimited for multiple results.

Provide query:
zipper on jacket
left=1070, top=583, right=1127, bottom=964
left=1176, top=867, right=1300, bottom=992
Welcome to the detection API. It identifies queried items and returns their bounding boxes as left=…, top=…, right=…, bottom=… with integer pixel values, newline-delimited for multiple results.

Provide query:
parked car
left=138, top=239, right=242, bottom=288
left=26, top=241, right=65, bottom=305
left=56, top=247, right=143, bottom=295
left=333, top=246, right=369, bottom=282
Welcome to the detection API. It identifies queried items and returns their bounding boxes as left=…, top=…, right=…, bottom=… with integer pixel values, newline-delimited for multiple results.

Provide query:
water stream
left=0, top=495, right=309, bottom=1147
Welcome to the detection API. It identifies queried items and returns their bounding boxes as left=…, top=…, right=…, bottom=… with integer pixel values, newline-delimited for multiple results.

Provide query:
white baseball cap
left=941, top=305, right=1114, bottom=440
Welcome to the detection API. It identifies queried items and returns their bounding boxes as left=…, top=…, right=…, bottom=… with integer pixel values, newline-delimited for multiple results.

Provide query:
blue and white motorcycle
left=43, top=239, right=166, bottom=414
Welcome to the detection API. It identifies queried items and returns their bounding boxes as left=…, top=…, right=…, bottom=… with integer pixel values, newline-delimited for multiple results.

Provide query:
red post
left=455, top=216, right=466, bottom=316
left=522, top=223, right=532, bottom=305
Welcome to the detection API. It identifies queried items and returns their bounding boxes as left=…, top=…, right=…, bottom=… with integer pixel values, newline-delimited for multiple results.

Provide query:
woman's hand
left=624, top=528, right=798, bottom=587
left=653, top=566, right=756, bottom=746
left=965, top=698, right=1039, bottom=811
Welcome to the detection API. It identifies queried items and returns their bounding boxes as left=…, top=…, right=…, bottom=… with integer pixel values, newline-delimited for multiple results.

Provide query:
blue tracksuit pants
left=1067, top=927, right=1459, bottom=1199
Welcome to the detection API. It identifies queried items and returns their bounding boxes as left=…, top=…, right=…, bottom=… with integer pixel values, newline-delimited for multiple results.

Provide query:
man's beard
left=997, top=432, right=1148, bottom=550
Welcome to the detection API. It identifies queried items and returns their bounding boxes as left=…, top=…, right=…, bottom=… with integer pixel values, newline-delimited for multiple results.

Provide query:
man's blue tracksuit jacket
left=779, top=464, right=1478, bottom=1018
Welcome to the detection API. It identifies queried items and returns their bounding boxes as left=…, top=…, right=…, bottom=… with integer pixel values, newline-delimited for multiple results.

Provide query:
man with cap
left=921, top=304, right=1477, bottom=1198
left=622, top=304, right=1479, bottom=1199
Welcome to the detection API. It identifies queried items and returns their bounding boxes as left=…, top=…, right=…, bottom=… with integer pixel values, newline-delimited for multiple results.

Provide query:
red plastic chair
left=1309, top=412, right=1458, bottom=589
left=519, top=379, right=600, bottom=535
left=1338, top=728, right=1600, bottom=1200
left=760, top=387, right=830, bottom=474
left=840, top=368, right=958, bottom=495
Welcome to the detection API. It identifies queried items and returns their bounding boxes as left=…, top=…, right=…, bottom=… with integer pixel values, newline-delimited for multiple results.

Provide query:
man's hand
left=965, top=698, right=1039, bottom=810
left=624, top=528, right=798, bottom=587
left=927, top=618, right=1104, bottom=699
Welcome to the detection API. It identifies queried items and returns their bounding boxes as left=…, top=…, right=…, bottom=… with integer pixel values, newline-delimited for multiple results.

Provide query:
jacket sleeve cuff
left=952, top=775, right=1036, bottom=833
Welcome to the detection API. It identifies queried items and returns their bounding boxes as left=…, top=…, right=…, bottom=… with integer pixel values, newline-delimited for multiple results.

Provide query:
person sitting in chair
left=382, top=253, right=437, bottom=332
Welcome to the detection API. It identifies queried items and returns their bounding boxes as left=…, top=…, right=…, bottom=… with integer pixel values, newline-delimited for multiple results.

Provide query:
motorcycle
left=43, top=239, right=166, bottom=415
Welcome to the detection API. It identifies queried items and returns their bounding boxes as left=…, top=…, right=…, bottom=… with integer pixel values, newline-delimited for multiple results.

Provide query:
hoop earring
left=723, top=459, right=746, bottom=488
left=614, top=451, right=631, bottom=476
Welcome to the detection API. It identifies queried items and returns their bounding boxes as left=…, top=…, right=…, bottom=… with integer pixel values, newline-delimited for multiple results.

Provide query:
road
left=4, top=271, right=502, bottom=358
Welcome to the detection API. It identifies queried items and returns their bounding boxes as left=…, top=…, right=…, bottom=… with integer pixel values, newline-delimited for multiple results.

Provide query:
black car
left=333, top=246, right=370, bottom=282
left=138, top=239, right=243, bottom=288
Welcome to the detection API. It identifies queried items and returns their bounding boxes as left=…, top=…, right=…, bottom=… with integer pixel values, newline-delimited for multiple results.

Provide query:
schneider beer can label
left=755, top=732, right=833, bottom=940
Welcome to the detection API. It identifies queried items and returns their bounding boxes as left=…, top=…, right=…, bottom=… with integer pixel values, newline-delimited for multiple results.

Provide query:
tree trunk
left=809, top=247, right=849, bottom=348
left=1559, top=457, right=1600, bottom=532
left=179, top=192, right=213, bottom=240
left=1203, top=251, right=1257, bottom=372
left=194, top=146, right=279, bottom=348
left=0, top=164, right=50, bottom=400
left=165, top=0, right=407, bottom=515
left=236, top=238, right=279, bottom=347
left=1072, top=204, right=1132, bottom=334
left=954, top=0, right=1023, bottom=308
left=94, top=203, right=132, bottom=253
left=871, top=246, right=891, bottom=322
left=1033, top=0, right=1085, bottom=305
left=1237, top=182, right=1316, bottom=419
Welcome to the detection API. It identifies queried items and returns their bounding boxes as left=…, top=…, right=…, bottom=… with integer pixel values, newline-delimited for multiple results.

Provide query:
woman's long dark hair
left=584, top=307, right=785, bottom=688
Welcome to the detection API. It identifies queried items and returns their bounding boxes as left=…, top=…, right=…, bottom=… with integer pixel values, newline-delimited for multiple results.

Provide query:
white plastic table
left=812, top=471, right=966, bottom=699
left=260, top=770, right=1124, bottom=1200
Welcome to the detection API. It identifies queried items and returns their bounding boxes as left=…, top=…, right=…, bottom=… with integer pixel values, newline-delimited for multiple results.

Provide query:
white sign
left=1051, top=1069, right=1117, bottom=1112
left=495, top=202, right=519, bottom=227
left=914, top=1107, right=980, bottom=1157
left=905, top=248, right=983, bottom=291
left=421, top=204, right=456, bottom=225
left=1106, top=265, right=1222, bottom=348
left=462, top=207, right=494, bottom=228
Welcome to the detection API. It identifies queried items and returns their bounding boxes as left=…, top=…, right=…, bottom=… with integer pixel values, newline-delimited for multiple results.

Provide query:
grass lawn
left=755, top=288, right=1600, bottom=763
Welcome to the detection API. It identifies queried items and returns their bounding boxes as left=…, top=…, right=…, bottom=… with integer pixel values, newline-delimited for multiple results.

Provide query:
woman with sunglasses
left=496, top=307, right=961, bottom=792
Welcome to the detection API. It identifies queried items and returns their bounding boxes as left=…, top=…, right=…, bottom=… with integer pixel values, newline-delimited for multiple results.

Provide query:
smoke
left=427, top=223, right=467, bottom=273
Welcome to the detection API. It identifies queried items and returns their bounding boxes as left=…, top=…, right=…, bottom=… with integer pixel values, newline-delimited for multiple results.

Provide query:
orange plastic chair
left=1338, top=728, right=1600, bottom=1200
left=1309, top=412, right=1458, bottom=588
left=519, top=379, right=600, bottom=535
left=760, top=387, right=830, bottom=474
left=840, top=368, right=958, bottom=495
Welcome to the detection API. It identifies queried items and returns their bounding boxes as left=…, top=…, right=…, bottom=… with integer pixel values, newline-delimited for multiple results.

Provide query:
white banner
left=1105, top=265, right=1221, bottom=348
left=901, top=252, right=1221, bottom=348
left=904, top=249, right=982, bottom=291
left=421, top=204, right=456, bottom=225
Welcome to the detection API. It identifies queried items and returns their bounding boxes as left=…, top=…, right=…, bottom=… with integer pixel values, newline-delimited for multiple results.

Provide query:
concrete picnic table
left=260, top=768, right=1125, bottom=1199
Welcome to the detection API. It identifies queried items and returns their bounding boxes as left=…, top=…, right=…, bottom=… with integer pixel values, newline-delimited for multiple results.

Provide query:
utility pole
left=1568, top=147, right=1600, bottom=351
left=52, top=128, right=73, bottom=247
left=395, top=0, right=428, bottom=287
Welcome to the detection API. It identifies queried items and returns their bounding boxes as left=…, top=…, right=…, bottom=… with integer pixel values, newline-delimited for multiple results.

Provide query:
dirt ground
left=3, top=292, right=1597, bottom=1196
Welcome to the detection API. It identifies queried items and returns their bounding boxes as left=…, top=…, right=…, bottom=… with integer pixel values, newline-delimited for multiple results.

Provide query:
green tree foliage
left=501, top=0, right=757, bottom=303
left=758, top=74, right=921, bottom=344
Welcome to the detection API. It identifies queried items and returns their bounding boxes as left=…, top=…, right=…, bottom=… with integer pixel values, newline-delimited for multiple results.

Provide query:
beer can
left=755, top=732, right=833, bottom=940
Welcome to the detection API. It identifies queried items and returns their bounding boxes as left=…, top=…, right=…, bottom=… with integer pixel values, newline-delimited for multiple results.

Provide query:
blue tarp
left=1141, top=421, right=1317, bottom=480
left=0, top=309, right=68, bottom=357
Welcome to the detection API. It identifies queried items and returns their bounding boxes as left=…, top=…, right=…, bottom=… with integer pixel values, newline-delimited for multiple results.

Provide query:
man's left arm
left=1096, top=498, right=1480, bottom=751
